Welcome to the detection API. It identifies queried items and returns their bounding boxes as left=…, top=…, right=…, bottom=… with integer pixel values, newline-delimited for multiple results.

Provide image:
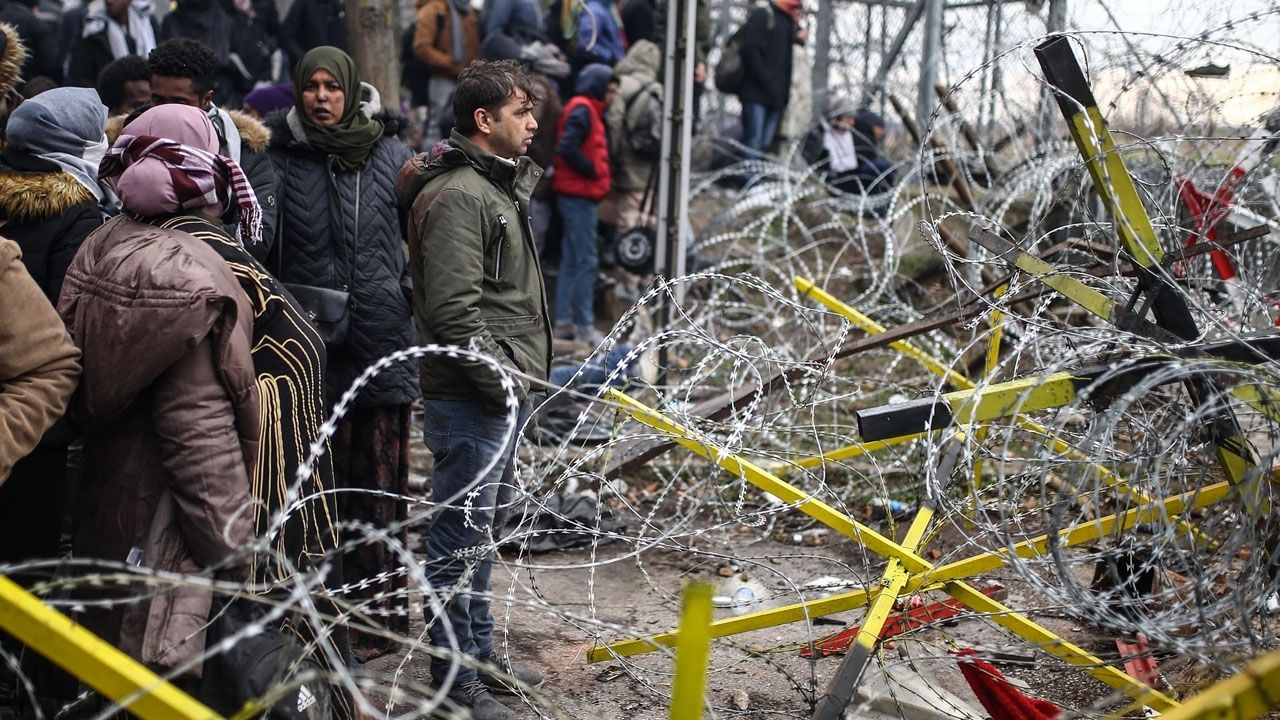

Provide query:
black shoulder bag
left=273, top=157, right=352, bottom=347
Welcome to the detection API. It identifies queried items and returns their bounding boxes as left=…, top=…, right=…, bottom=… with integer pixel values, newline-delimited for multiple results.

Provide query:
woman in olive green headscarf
left=289, top=46, right=386, bottom=170
left=266, top=45, right=420, bottom=662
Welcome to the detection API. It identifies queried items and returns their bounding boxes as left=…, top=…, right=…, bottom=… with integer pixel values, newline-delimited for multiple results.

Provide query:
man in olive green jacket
left=396, top=59, right=548, bottom=720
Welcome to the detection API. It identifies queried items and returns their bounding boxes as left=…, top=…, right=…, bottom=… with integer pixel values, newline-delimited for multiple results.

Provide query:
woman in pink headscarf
left=59, top=104, right=354, bottom=714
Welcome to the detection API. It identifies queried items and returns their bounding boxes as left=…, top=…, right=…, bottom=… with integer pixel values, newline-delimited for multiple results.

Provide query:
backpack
left=623, top=80, right=663, bottom=158
left=204, top=600, right=334, bottom=720
left=714, top=8, right=773, bottom=95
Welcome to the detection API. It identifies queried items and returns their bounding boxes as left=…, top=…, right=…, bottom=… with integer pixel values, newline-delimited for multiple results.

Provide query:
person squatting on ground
left=801, top=96, right=896, bottom=199
left=58, top=103, right=259, bottom=690
left=265, top=45, right=419, bottom=662
left=552, top=62, right=615, bottom=345
left=398, top=58, right=550, bottom=720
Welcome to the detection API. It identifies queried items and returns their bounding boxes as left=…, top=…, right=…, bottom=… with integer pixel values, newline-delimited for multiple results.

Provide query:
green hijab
left=292, top=46, right=384, bottom=171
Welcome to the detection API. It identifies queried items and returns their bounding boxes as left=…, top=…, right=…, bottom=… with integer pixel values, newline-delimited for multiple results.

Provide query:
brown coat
left=58, top=215, right=259, bottom=676
left=0, top=237, right=79, bottom=484
left=412, top=0, right=483, bottom=80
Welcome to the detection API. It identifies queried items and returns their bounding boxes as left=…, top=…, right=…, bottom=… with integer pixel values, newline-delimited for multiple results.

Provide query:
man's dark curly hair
left=453, top=59, right=543, bottom=137
left=147, top=39, right=219, bottom=97
left=96, top=55, right=150, bottom=111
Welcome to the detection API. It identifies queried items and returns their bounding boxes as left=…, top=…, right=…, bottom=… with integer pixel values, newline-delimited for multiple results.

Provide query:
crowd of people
left=0, top=1, right=899, bottom=718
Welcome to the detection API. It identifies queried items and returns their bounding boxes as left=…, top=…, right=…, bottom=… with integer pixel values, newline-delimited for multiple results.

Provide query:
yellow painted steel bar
left=845, top=505, right=935, bottom=659
left=589, top=480, right=1231, bottom=663
left=789, top=431, right=930, bottom=473
left=0, top=574, right=223, bottom=720
left=943, top=581, right=1180, bottom=712
left=972, top=286, right=1007, bottom=492
left=586, top=584, right=882, bottom=663
left=670, top=582, right=714, bottom=720
left=795, top=277, right=971, bottom=387
left=916, top=480, right=1231, bottom=590
left=605, top=389, right=933, bottom=573
left=1132, top=646, right=1280, bottom=720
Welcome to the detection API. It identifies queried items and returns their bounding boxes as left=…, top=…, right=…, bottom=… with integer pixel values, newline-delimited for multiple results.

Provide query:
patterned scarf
left=99, top=134, right=262, bottom=247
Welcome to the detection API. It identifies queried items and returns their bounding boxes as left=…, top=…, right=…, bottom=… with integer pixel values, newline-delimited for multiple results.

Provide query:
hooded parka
left=57, top=215, right=258, bottom=675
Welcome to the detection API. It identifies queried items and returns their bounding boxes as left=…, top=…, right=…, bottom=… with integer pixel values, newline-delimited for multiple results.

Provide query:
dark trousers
left=421, top=398, right=531, bottom=687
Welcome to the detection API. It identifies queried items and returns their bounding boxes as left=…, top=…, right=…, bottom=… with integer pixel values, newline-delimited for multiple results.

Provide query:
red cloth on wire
left=951, top=648, right=1060, bottom=720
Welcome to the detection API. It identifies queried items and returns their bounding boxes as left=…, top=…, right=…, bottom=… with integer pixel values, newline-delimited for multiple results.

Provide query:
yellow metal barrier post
left=0, top=574, right=223, bottom=720
left=669, top=582, right=714, bottom=720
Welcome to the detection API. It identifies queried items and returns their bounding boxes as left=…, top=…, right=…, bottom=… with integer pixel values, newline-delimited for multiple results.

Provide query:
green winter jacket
left=397, top=130, right=551, bottom=411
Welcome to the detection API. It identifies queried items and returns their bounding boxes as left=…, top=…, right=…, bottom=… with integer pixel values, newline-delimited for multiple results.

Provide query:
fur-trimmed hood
left=0, top=155, right=96, bottom=221
left=0, top=23, right=26, bottom=100
left=105, top=107, right=272, bottom=153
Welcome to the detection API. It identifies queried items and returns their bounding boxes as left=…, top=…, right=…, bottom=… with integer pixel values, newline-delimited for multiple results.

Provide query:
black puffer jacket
left=738, top=2, right=798, bottom=110
left=0, top=151, right=103, bottom=303
left=265, top=108, right=418, bottom=408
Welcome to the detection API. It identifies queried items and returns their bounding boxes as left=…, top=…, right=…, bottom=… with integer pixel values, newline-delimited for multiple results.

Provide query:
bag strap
left=621, top=80, right=660, bottom=134
left=639, top=156, right=660, bottom=216
left=273, top=156, right=289, bottom=273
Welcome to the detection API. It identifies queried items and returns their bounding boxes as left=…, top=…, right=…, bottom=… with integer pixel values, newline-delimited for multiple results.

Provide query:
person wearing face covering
left=0, top=86, right=104, bottom=597
left=57, top=103, right=258, bottom=683
left=265, top=46, right=418, bottom=663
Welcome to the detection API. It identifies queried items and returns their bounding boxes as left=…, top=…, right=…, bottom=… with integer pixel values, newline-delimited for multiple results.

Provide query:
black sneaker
left=478, top=652, right=544, bottom=695
left=446, top=678, right=514, bottom=720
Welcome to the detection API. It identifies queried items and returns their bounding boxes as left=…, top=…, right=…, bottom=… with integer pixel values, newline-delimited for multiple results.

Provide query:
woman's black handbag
left=274, top=156, right=351, bottom=347
left=282, top=283, right=351, bottom=347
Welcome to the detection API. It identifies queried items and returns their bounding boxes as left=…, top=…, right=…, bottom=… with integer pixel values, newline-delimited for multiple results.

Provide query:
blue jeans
left=421, top=398, right=531, bottom=686
left=741, top=101, right=782, bottom=154
left=554, top=194, right=599, bottom=329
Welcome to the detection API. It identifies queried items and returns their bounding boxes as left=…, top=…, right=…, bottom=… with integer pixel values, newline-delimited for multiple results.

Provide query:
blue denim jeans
left=554, top=194, right=599, bottom=329
left=741, top=101, right=782, bottom=154
left=421, top=398, right=531, bottom=686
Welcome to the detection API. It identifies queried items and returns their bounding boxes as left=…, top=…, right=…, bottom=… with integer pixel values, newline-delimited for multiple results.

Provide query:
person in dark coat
left=280, top=0, right=348, bottom=71
left=95, top=53, right=150, bottom=115
left=738, top=0, right=805, bottom=153
left=0, top=85, right=103, bottom=639
left=142, top=38, right=279, bottom=256
left=66, top=0, right=158, bottom=88
left=266, top=46, right=418, bottom=662
left=157, top=0, right=240, bottom=104
left=0, top=0, right=62, bottom=84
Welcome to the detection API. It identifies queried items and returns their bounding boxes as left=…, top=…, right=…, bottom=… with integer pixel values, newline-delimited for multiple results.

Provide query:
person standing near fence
left=737, top=0, right=806, bottom=154
left=551, top=62, right=616, bottom=345
left=266, top=46, right=419, bottom=662
left=398, top=58, right=549, bottom=720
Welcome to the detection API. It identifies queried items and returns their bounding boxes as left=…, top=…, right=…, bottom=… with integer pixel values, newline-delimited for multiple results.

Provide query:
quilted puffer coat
left=265, top=108, right=419, bottom=408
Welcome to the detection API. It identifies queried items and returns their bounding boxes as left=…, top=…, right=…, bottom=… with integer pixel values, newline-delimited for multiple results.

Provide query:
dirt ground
left=363, top=504, right=1128, bottom=720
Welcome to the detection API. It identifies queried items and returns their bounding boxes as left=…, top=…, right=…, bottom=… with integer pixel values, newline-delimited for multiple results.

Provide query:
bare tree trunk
left=346, top=0, right=401, bottom=110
